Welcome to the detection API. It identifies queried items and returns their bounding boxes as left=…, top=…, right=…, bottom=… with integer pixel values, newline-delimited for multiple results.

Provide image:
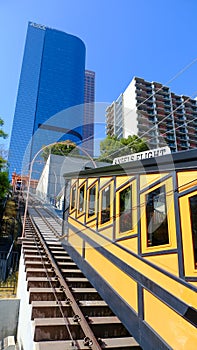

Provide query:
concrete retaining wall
left=0, top=298, right=20, bottom=341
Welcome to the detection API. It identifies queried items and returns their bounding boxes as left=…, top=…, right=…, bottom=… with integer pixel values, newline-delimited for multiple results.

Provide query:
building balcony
left=177, top=128, right=186, bottom=135
left=138, top=124, right=150, bottom=133
left=174, top=110, right=184, bottom=115
left=168, top=142, right=176, bottom=148
left=166, top=128, right=174, bottom=135
left=158, top=124, right=166, bottom=131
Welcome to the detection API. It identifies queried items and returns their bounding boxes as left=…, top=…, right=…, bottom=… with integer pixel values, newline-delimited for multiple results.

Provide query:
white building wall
left=16, top=254, right=34, bottom=350
left=122, top=78, right=138, bottom=137
left=36, top=155, right=50, bottom=201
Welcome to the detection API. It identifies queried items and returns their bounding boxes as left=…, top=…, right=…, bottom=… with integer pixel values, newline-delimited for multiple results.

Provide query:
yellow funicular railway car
left=62, top=149, right=197, bottom=350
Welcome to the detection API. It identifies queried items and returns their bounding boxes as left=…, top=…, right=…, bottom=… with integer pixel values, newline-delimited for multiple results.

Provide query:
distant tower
left=83, top=70, right=95, bottom=157
left=8, top=22, right=93, bottom=177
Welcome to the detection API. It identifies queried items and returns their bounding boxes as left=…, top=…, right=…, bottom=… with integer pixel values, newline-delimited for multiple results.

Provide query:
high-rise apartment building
left=8, top=22, right=95, bottom=177
left=106, top=94, right=123, bottom=139
left=83, top=70, right=95, bottom=157
left=106, top=77, right=197, bottom=152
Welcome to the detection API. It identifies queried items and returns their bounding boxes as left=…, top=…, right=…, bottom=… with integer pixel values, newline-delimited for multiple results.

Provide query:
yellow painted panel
left=140, top=173, right=168, bottom=190
left=118, top=237, right=138, bottom=254
left=189, top=282, right=197, bottom=287
left=116, top=175, right=135, bottom=188
left=99, top=227, right=114, bottom=240
left=86, top=244, right=138, bottom=312
left=88, top=178, right=98, bottom=187
left=71, top=178, right=77, bottom=186
left=177, top=171, right=197, bottom=193
left=144, top=253, right=179, bottom=277
left=100, top=177, right=112, bottom=187
left=78, top=178, right=86, bottom=186
left=76, top=215, right=85, bottom=225
left=140, top=177, right=177, bottom=254
left=179, top=191, right=197, bottom=276
left=69, top=231, right=83, bottom=255
left=87, top=221, right=97, bottom=231
left=144, top=290, right=197, bottom=350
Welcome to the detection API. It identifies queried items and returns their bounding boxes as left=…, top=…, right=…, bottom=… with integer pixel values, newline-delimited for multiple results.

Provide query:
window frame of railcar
left=189, top=195, right=197, bottom=270
left=86, top=181, right=98, bottom=222
left=77, top=181, right=86, bottom=217
left=146, top=185, right=169, bottom=247
left=98, top=181, right=114, bottom=229
left=179, top=188, right=197, bottom=277
left=115, top=178, right=137, bottom=240
left=140, top=177, right=176, bottom=254
left=69, top=181, right=77, bottom=214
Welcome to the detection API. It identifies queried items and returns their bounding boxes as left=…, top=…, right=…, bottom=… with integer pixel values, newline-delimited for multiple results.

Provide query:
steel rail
left=28, top=206, right=102, bottom=350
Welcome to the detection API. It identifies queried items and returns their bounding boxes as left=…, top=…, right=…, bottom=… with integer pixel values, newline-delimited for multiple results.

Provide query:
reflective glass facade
left=8, top=22, right=86, bottom=177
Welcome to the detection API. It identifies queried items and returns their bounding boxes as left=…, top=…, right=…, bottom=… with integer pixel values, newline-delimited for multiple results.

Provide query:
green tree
left=0, top=118, right=8, bottom=139
left=98, top=134, right=148, bottom=163
left=41, top=140, right=79, bottom=162
left=120, top=135, right=148, bottom=153
left=0, top=171, right=10, bottom=200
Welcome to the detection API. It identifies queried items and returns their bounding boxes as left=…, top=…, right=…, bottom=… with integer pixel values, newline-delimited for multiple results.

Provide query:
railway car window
left=189, top=195, right=197, bottom=268
left=70, top=185, right=76, bottom=211
left=119, top=185, right=132, bottom=233
left=146, top=185, right=169, bottom=247
left=88, top=184, right=96, bottom=218
left=78, top=184, right=85, bottom=214
left=101, top=185, right=111, bottom=224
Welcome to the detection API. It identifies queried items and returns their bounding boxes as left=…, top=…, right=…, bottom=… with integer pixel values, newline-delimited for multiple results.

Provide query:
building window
left=189, top=195, right=197, bottom=268
left=87, top=183, right=97, bottom=218
left=119, top=185, right=132, bottom=233
left=70, top=184, right=77, bottom=212
left=101, top=184, right=111, bottom=224
left=146, top=185, right=169, bottom=247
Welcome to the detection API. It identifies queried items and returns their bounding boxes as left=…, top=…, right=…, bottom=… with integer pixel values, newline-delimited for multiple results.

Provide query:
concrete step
left=29, top=288, right=65, bottom=302
left=33, top=316, right=124, bottom=342
left=31, top=299, right=112, bottom=319
left=26, top=268, right=54, bottom=278
left=34, top=337, right=140, bottom=350
left=61, top=269, right=84, bottom=277
left=25, top=261, right=51, bottom=270
left=27, top=277, right=59, bottom=290
left=71, top=287, right=102, bottom=300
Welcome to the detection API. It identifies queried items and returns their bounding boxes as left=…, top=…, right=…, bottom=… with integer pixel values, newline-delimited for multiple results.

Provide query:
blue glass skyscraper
left=8, top=22, right=88, bottom=177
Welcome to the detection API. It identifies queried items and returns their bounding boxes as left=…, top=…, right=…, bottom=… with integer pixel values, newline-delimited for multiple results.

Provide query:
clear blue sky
left=1, top=0, right=197, bottom=149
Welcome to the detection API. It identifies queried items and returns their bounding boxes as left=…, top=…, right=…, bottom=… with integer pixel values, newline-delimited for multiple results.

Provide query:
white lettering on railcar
left=113, top=146, right=171, bottom=165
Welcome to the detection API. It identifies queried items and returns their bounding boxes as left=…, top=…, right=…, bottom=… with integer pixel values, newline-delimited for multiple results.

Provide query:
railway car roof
left=63, top=149, right=197, bottom=179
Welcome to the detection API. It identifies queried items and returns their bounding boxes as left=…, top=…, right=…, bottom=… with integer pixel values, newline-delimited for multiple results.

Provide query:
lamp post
left=22, top=140, right=96, bottom=237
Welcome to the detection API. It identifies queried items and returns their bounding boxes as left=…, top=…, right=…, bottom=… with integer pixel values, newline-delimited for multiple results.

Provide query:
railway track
left=20, top=203, right=142, bottom=350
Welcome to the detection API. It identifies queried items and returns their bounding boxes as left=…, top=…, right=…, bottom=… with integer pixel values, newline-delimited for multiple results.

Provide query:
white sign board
left=113, top=146, right=171, bottom=165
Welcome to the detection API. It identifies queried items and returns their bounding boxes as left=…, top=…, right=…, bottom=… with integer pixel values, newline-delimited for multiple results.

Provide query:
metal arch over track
left=21, top=200, right=141, bottom=350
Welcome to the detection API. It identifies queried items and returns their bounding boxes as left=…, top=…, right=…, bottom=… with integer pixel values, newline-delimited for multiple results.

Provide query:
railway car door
left=178, top=171, right=197, bottom=280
